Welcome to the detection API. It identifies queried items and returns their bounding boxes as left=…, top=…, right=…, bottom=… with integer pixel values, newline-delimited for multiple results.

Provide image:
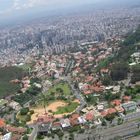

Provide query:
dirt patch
left=46, top=101, right=67, bottom=112
left=28, top=100, right=80, bottom=124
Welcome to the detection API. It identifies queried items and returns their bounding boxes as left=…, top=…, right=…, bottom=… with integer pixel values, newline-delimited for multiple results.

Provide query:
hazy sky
left=0, top=0, right=97, bottom=15
left=0, top=0, right=139, bottom=25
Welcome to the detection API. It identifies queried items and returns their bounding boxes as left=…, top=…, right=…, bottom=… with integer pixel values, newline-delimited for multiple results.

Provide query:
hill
left=0, top=66, right=27, bottom=98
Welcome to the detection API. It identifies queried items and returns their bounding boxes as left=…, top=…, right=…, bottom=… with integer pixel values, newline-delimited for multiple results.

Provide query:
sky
left=0, top=0, right=97, bottom=14
left=0, top=0, right=97, bottom=24
left=0, top=0, right=139, bottom=25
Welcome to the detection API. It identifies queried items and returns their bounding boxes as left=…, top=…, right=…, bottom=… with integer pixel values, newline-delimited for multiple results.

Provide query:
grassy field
left=54, top=102, right=79, bottom=114
left=0, top=66, right=27, bottom=98
left=47, top=82, right=71, bottom=96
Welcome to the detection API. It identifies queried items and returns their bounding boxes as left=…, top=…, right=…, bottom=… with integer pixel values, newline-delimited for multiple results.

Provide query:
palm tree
left=38, top=93, right=48, bottom=114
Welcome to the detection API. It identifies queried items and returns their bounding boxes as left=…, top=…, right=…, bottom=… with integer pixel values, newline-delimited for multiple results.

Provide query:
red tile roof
left=0, top=119, right=5, bottom=127
left=85, top=76, right=94, bottom=82
left=123, top=96, right=131, bottom=102
left=100, top=68, right=109, bottom=73
left=101, top=111, right=108, bottom=117
left=107, top=108, right=117, bottom=114
left=85, top=113, right=94, bottom=121
left=69, top=114, right=79, bottom=126
left=37, top=115, right=54, bottom=123
left=6, top=125, right=26, bottom=134
left=111, top=100, right=121, bottom=106
left=84, top=90, right=92, bottom=95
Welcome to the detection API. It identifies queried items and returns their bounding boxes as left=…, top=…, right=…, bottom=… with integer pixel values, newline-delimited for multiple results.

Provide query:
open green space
left=37, top=82, right=74, bottom=107
left=47, top=82, right=71, bottom=96
left=54, top=102, right=79, bottom=114
left=0, top=66, right=27, bottom=98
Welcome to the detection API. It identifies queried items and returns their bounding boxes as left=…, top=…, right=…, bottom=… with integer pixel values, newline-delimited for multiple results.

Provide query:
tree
left=117, top=118, right=123, bottom=125
left=30, top=110, right=34, bottom=115
left=131, top=64, right=140, bottom=84
left=110, top=62, right=129, bottom=81
left=26, top=115, right=31, bottom=122
left=23, top=135, right=29, bottom=140
left=101, top=75, right=112, bottom=86
left=85, top=95, right=98, bottom=105
left=39, top=94, right=48, bottom=114
left=105, top=114, right=116, bottom=122
left=104, top=92, right=120, bottom=102
left=102, top=120, right=107, bottom=126
left=20, top=108, right=29, bottom=115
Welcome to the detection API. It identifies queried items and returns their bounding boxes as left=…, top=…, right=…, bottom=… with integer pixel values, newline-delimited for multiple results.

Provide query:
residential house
left=78, top=116, right=87, bottom=124
left=8, top=101, right=21, bottom=111
left=60, top=118, right=71, bottom=128
left=115, top=106, right=124, bottom=113
left=6, top=125, right=27, bottom=135
left=0, top=119, right=5, bottom=128
left=121, top=101, right=137, bottom=113
left=69, top=114, right=79, bottom=126
left=85, top=112, right=94, bottom=122
left=96, top=104, right=104, bottom=112
left=37, top=123, right=52, bottom=136
left=37, top=115, right=54, bottom=123
left=123, top=96, right=131, bottom=103
left=51, top=122, right=62, bottom=131
left=0, top=99, right=8, bottom=111
left=112, top=86, right=120, bottom=94
left=0, top=132, right=12, bottom=140
left=111, top=100, right=121, bottom=106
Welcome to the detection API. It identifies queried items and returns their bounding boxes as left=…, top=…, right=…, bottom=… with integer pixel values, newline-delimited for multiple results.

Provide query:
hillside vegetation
left=110, top=26, right=140, bottom=81
left=0, top=66, right=27, bottom=98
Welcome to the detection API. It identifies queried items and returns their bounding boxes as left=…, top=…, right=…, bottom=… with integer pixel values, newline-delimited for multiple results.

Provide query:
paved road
left=123, top=111, right=140, bottom=121
left=100, top=122, right=140, bottom=140
left=75, top=113, right=140, bottom=140
left=63, top=76, right=87, bottom=113
left=28, top=124, right=38, bottom=140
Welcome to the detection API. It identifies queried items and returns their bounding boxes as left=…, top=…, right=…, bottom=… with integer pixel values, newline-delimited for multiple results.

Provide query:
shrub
left=30, top=110, right=34, bottom=115
left=26, top=115, right=31, bottom=122
left=20, top=108, right=29, bottom=115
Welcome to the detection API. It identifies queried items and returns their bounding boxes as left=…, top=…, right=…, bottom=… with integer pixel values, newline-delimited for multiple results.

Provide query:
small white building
left=0, top=132, right=12, bottom=140
left=78, top=116, right=87, bottom=124
left=60, top=118, right=71, bottom=128
left=9, top=101, right=21, bottom=111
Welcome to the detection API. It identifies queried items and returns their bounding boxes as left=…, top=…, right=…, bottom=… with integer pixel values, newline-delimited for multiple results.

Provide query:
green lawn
left=54, top=102, right=79, bottom=114
left=47, top=82, right=71, bottom=96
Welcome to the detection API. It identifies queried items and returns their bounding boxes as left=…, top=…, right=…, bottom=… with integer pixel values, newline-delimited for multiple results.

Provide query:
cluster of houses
left=129, top=51, right=140, bottom=66
left=0, top=99, right=21, bottom=113
left=0, top=118, right=27, bottom=140
left=35, top=96, right=138, bottom=137
left=0, top=41, right=140, bottom=139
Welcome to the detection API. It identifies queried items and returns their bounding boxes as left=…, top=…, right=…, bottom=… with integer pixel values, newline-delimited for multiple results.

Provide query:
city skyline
left=0, top=0, right=139, bottom=25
